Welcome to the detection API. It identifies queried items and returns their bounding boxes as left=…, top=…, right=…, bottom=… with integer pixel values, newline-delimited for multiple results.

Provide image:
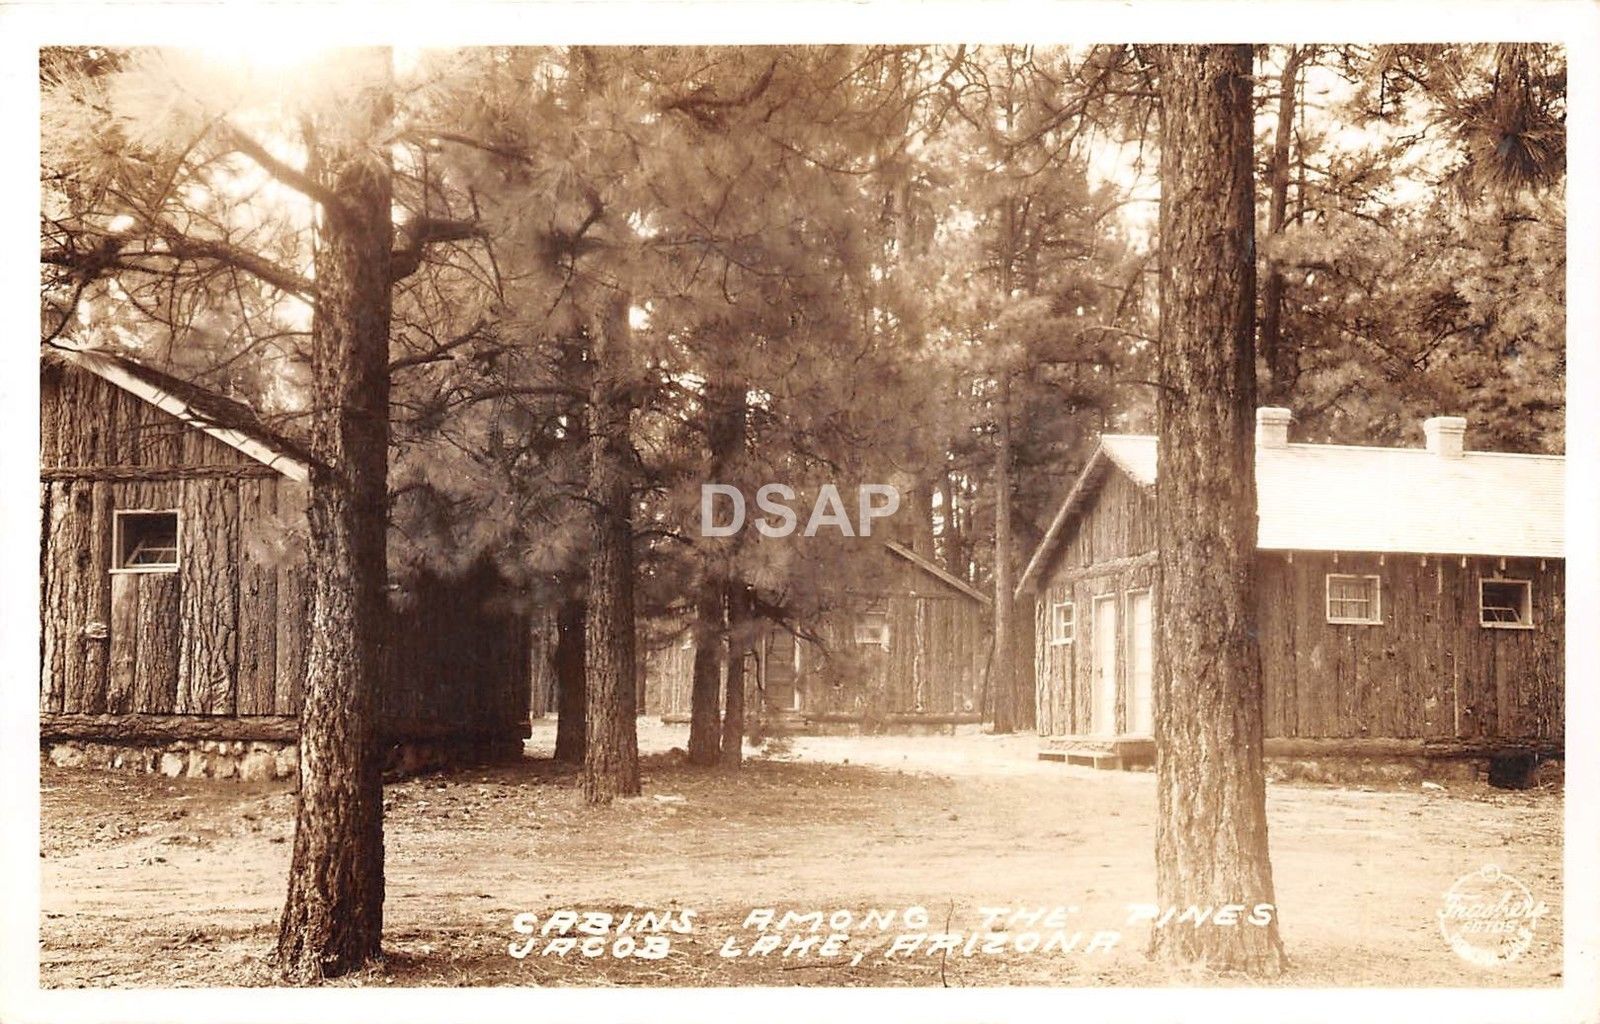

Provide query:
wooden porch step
left=1038, top=735, right=1154, bottom=771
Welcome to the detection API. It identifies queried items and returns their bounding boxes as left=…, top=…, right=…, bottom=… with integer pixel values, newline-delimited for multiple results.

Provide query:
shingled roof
left=45, top=342, right=313, bottom=481
left=1019, top=422, right=1565, bottom=594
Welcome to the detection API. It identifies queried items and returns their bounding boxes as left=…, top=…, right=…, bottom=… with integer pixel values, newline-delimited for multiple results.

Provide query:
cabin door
left=1091, top=595, right=1118, bottom=736
left=1128, top=590, right=1154, bottom=736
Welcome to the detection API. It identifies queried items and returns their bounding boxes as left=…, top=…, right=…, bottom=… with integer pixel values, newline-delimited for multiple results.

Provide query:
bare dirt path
left=39, top=721, right=1562, bottom=987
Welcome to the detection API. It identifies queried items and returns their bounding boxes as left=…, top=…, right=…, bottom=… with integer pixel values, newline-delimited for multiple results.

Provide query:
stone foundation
left=43, top=733, right=527, bottom=782
left=46, top=738, right=298, bottom=780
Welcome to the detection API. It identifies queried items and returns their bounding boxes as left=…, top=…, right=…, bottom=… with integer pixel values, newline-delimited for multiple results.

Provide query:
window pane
left=1481, top=580, right=1530, bottom=626
left=1053, top=602, right=1074, bottom=642
left=854, top=611, right=888, bottom=645
left=116, top=512, right=178, bottom=570
left=1327, top=575, right=1378, bottom=622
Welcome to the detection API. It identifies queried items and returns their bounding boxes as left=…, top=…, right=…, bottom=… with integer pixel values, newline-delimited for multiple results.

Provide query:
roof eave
left=882, top=540, right=992, bottom=605
left=53, top=346, right=312, bottom=483
left=1015, top=443, right=1132, bottom=598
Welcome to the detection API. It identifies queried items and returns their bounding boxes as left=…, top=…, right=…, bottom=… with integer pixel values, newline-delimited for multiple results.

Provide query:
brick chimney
left=1423, top=416, right=1467, bottom=458
left=1256, top=407, right=1293, bottom=449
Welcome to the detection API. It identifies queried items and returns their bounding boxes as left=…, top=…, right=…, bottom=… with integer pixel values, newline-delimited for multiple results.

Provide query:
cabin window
left=854, top=610, right=890, bottom=649
left=1480, top=578, right=1533, bottom=629
left=1325, top=573, right=1381, bottom=624
left=113, top=510, right=179, bottom=572
left=1050, top=601, right=1075, bottom=645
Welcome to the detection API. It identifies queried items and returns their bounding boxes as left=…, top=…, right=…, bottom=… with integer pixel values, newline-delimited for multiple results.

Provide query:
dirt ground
left=38, top=720, right=1563, bottom=988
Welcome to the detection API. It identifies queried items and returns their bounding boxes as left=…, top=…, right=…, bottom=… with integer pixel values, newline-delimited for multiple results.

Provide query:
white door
left=1092, top=595, right=1118, bottom=736
left=1129, top=591, right=1154, bottom=736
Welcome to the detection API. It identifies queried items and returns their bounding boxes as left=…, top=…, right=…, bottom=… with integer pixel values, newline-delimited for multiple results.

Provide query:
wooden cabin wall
left=644, top=547, right=991, bottom=722
left=383, top=571, right=531, bottom=741
left=1033, top=468, right=1158, bottom=737
left=41, top=366, right=314, bottom=718
left=1259, top=552, right=1564, bottom=742
left=1031, top=460, right=1563, bottom=748
left=41, top=474, right=314, bottom=718
left=42, top=363, right=529, bottom=747
left=1033, top=562, right=1157, bottom=736
left=801, top=591, right=986, bottom=717
left=641, top=629, right=763, bottom=719
left=1035, top=544, right=1564, bottom=744
left=1054, top=469, right=1157, bottom=569
left=643, top=600, right=987, bottom=721
left=643, top=639, right=696, bottom=716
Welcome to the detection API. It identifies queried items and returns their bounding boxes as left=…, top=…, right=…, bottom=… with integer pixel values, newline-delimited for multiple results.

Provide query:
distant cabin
left=646, top=540, right=991, bottom=732
left=1018, top=407, right=1564, bottom=774
left=39, top=345, right=530, bottom=778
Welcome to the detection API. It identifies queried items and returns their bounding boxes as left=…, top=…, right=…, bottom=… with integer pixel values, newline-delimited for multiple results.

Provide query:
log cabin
left=645, top=540, right=992, bottom=733
left=39, top=344, right=530, bottom=779
left=1019, top=407, right=1564, bottom=780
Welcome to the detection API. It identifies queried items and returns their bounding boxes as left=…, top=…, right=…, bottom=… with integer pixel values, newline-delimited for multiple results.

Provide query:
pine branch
left=390, top=217, right=487, bottom=282
left=42, top=225, right=317, bottom=302
left=220, top=122, right=346, bottom=215
left=659, top=59, right=779, bottom=127
left=406, top=130, right=537, bottom=166
left=389, top=317, right=489, bottom=372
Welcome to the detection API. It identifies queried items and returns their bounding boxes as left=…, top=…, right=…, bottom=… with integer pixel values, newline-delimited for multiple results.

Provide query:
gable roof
left=1019, top=432, right=1565, bottom=593
left=883, top=540, right=991, bottom=605
left=46, top=343, right=313, bottom=483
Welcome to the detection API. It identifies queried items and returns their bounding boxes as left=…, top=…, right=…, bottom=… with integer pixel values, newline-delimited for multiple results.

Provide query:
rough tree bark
left=688, top=373, right=747, bottom=765
left=1150, top=44, right=1285, bottom=975
left=1011, top=575, right=1037, bottom=731
left=720, top=583, right=751, bottom=765
left=583, top=294, right=642, bottom=803
left=275, top=48, right=392, bottom=981
left=686, top=584, right=725, bottom=765
left=1259, top=45, right=1308, bottom=403
left=936, top=471, right=959, bottom=573
left=990, top=371, right=1017, bottom=734
left=553, top=595, right=587, bottom=764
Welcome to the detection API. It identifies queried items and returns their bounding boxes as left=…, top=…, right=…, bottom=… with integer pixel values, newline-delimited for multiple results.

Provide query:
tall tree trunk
left=721, top=583, right=751, bottom=765
left=553, top=595, right=587, bottom=764
left=936, top=470, right=958, bottom=573
left=686, top=584, right=724, bottom=765
left=905, top=475, right=936, bottom=557
left=1260, top=46, right=1307, bottom=403
left=1011, top=565, right=1036, bottom=732
left=689, top=371, right=746, bottom=765
left=990, top=372, right=1016, bottom=734
left=1150, top=44, right=1284, bottom=975
left=582, top=294, right=641, bottom=803
left=275, top=47, right=392, bottom=982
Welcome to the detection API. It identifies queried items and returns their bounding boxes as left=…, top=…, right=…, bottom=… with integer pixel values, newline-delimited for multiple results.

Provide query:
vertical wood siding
left=176, top=478, right=241, bottom=714
left=642, top=552, right=990, bottom=720
left=1033, top=465, right=1564, bottom=746
left=1032, top=468, right=1158, bottom=736
left=236, top=478, right=279, bottom=714
left=1257, top=551, right=1563, bottom=741
left=383, top=569, right=531, bottom=740
left=41, top=364, right=531, bottom=744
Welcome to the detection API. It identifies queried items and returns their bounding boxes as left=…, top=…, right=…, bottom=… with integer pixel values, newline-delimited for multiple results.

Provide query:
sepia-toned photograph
left=5, top=3, right=1597, bottom=1020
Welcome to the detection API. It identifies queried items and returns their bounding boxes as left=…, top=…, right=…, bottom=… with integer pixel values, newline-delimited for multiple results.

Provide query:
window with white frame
left=1480, top=578, right=1533, bottom=628
left=1325, top=573, right=1381, bottom=624
left=854, top=610, right=890, bottom=649
left=1050, top=601, right=1075, bottom=645
left=113, top=510, right=179, bottom=572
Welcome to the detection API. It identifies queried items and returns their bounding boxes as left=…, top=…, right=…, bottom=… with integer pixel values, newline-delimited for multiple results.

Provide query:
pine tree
left=1149, top=43, right=1284, bottom=975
